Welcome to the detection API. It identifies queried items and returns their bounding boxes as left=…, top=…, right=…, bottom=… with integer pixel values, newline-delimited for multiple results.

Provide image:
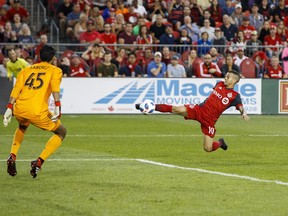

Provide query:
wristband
left=55, top=101, right=61, bottom=107
left=7, top=103, right=13, bottom=109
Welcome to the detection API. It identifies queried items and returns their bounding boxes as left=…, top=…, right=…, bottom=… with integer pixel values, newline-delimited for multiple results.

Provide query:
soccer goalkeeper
left=3, top=45, right=67, bottom=178
left=136, top=70, right=250, bottom=152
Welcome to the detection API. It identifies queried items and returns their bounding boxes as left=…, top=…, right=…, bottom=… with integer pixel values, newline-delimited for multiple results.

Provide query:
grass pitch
left=1, top=114, right=288, bottom=216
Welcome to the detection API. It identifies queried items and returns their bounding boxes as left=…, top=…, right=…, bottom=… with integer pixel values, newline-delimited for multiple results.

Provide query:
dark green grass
left=0, top=114, right=288, bottom=216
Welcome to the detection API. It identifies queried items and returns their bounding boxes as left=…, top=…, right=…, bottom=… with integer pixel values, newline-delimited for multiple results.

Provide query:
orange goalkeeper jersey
left=11, top=62, right=62, bottom=118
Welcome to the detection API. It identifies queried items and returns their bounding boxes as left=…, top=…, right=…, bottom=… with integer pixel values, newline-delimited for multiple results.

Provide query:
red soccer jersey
left=198, top=81, right=242, bottom=124
left=264, top=35, right=283, bottom=51
left=79, top=31, right=101, bottom=43
left=101, top=33, right=117, bottom=50
left=70, top=63, right=88, bottom=77
left=265, top=65, right=283, bottom=78
left=197, top=62, right=222, bottom=78
left=238, top=25, right=256, bottom=40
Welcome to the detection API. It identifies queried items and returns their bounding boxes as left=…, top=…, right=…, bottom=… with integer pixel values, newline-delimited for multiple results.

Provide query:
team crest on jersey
left=227, top=93, right=232, bottom=98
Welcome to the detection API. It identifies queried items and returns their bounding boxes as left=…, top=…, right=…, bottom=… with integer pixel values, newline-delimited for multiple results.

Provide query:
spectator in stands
left=69, top=54, right=90, bottom=77
left=97, top=52, right=118, bottom=77
left=56, top=0, right=73, bottom=41
left=249, top=4, right=264, bottom=33
left=6, top=0, right=29, bottom=23
left=271, top=0, right=288, bottom=23
left=222, top=0, right=234, bottom=16
left=118, top=22, right=137, bottom=51
left=175, top=28, right=192, bottom=53
left=178, top=6, right=192, bottom=27
left=0, top=21, right=18, bottom=54
left=101, top=0, right=114, bottom=21
left=196, top=53, right=221, bottom=77
left=136, top=25, right=153, bottom=50
left=113, top=13, right=126, bottom=35
left=168, top=0, right=184, bottom=28
left=79, top=19, right=101, bottom=44
left=220, top=53, right=240, bottom=77
left=179, top=15, right=200, bottom=42
left=159, top=24, right=176, bottom=50
left=0, top=6, right=8, bottom=24
left=254, top=51, right=266, bottom=78
left=185, top=49, right=199, bottom=77
left=93, top=0, right=106, bottom=10
left=116, top=0, right=129, bottom=16
left=149, top=14, right=166, bottom=44
left=18, top=23, right=35, bottom=56
left=246, top=30, right=263, bottom=57
left=119, top=51, right=143, bottom=77
left=276, top=21, right=288, bottom=42
left=198, top=9, right=215, bottom=27
left=258, top=0, right=273, bottom=22
left=161, top=46, right=171, bottom=66
left=189, top=0, right=203, bottom=24
left=132, top=16, right=145, bottom=36
left=147, top=51, right=166, bottom=77
left=89, top=6, right=104, bottom=33
left=220, top=14, right=238, bottom=42
left=82, top=45, right=103, bottom=76
left=197, top=31, right=212, bottom=57
left=200, top=18, right=215, bottom=40
left=264, top=23, right=283, bottom=58
left=208, top=0, right=223, bottom=23
left=105, top=8, right=117, bottom=25
left=66, top=3, right=81, bottom=33
left=258, top=20, right=270, bottom=43
left=11, top=13, right=22, bottom=34
left=233, top=48, right=248, bottom=67
left=34, top=34, right=48, bottom=62
left=101, top=23, right=117, bottom=51
left=167, top=54, right=186, bottom=78
left=230, top=3, right=243, bottom=28
left=72, top=12, right=88, bottom=43
left=148, top=0, right=168, bottom=23
left=209, top=47, right=222, bottom=63
left=212, top=26, right=226, bottom=55
left=231, top=30, right=247, bottom=52
left=111, top=47, right=127, bottom=70
left=132, top=0, right=148, bottom=18
left=238, top=16, right=256, bottom=41
left=264, top=55, right=285, bottom=78
left=123, top=4, right=138, bottom=24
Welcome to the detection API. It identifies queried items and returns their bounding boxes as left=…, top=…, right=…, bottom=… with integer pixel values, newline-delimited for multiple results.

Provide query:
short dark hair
left=40, top=45, right=56, bottom=62
left=229, top=70, right=241, bottom=82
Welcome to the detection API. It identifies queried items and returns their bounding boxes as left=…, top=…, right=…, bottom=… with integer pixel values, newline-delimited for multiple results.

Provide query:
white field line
left=137, top=159, right=288, bottom=186
left=1, top=157, right=287, bottom=186
left=1, top=134, right=288, bottom=137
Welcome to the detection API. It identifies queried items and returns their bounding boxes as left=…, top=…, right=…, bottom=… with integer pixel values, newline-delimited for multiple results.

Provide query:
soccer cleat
left=7, top=154, right=17, bottom=176
left=30, top=158, right=43, bottom=178
left=135, top=103, right=140, bottom=110
left=219, top=138, right=228, bottom=150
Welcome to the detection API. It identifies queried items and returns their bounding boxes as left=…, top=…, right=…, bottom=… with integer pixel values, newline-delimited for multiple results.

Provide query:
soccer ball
left=139, top=99, right=155, bottom=115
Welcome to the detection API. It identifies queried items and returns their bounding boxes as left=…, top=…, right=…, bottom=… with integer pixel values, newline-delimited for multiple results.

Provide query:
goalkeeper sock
left=212, top=141, right=220, bottom=151
left=39, top=135, right=62, bottom=161
left=10, top=128, right=25, bottom=157
left=155, top=104, right=173, bottom=113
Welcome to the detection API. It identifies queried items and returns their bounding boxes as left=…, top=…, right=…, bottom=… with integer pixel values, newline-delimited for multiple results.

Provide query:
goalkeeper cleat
left=219, top=138, right=228, bottom=150
left=30, top=158, right=43, bottom=178
left=7, top=154, right=17, bottom=177
left=135, top=103, right=140, bottom=110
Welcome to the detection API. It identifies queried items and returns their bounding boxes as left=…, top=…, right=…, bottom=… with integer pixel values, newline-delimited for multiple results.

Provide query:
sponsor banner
left=279, top=80, right=288, bottom=113
left=59, top=78, right=262, bottom=114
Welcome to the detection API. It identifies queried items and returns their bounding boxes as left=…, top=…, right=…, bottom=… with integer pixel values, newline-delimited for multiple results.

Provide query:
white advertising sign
left=58, top=78, right=262, bottom=114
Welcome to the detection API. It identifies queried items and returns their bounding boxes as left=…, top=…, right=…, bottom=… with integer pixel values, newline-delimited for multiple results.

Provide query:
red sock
left=155, top=104, right=173, bottom=113
left=212, top=141, right=220, bottom=151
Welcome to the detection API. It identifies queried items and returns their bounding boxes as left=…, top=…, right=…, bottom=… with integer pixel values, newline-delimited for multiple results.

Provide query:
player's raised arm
left=238, top=106, right=250, bottom=121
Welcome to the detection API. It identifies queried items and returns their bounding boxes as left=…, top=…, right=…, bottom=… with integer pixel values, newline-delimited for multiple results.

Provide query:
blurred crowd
left=1, top=0, right=288, bottom=79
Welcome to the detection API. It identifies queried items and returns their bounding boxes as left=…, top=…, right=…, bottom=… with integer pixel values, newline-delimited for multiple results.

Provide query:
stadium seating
left=240, top=58, right=256, bottom=78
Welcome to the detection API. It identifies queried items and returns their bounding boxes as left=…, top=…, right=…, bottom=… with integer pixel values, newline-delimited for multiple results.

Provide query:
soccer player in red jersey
left=136, top=70, right=250, bottom=152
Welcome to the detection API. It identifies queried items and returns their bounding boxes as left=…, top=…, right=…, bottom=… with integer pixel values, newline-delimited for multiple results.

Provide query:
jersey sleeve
left=50, top=67, right=63, bottom=92
left=230, top=93, right=243, bottom=109
left=10, top=69, right=25, bottom=99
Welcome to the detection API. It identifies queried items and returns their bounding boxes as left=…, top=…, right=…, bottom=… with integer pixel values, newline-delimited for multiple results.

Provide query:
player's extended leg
left=203, top=135, right=228, bottom=152
left=155, top=104, right=188, bottom=117
left=30, top=124, right=67, bottom=178
left=7, top=124, right=29, bottom=177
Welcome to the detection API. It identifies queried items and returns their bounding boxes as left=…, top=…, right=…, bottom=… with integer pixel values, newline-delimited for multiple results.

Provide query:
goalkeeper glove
left=3, top=103, right=13, bottom=127
left=51, top=101, right=61, bottom=122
